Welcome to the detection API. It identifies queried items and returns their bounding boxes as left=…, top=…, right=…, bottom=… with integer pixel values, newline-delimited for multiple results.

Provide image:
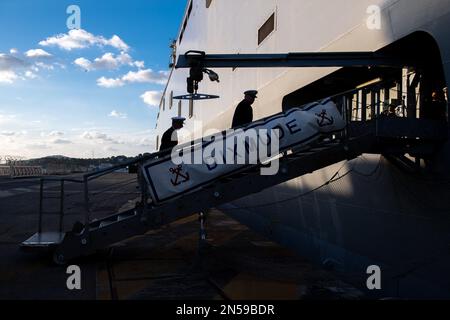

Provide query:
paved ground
left=0, top=175, right=363, bottom=300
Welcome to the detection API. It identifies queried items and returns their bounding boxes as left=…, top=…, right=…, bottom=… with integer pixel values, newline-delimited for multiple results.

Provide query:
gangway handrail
left=36, top=154, right=157, bottom=237
left=38, top=153, right=159, bottom=184
left=157, top=78, right=401, bottom=163
left=40, top=177, right=84, bottom=183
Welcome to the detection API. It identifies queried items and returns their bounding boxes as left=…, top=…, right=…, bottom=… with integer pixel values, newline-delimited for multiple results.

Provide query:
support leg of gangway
left=198, top=211, right=208, bottom=255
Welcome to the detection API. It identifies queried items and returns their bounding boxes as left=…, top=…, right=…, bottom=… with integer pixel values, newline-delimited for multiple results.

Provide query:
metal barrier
left=0, top=164, right=43, bottom=178
left=10, top=166, right=43, bottom=178
left=0, top=166, right=10, bottom=177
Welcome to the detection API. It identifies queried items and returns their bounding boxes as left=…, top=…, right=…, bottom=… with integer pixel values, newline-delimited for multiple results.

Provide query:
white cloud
left=97, top=69, right=168, bottom=88
left=104, top=146, right=119, bottom=152
left=0, top=130, right=27, bottom=137
left=108, top=35, right=130, bottom=52
left=9, top=48, right=18, bottom=55
left=108, top=110, right=127, bottom=119
left=0, top=113, right=17, bottom=124
left=122, top=69, right=168, bottom=85
left=73, top=57, right=91, bottom=70
left=39, top=29, right=129, bottom=52
left=40, top=131, right=65, bottom=139
left=25, top=71, right=38, bottom=79
left=0, top=70, right=18, bottom=84
left=1, top=131, right=16, bottom=136
left=54, top=62, right=66, bottom=69
left=134, top=61, right=145, bottom=69
left=0, top=57, right=39, bottom=83
left=0, top=53, right=28, bottom=71
left=141, top=90, right=162, bottom=107
left=97, top=76, right=125, bottom=88
left=26, top=143, right=50, bottom=150
left=75, top=52, right=134, bottom=71
left=53, top=139, right=72, bottom=144
left=95, top=52, right=131, bottom=69
left=34, top=62, right=54, bottom=70
left=81, top=131, right=121, bottom=144
left=82, top=131, right=103, bottom=140
left=0, top=52, right=64, bottom=84
left=25, top=49, right=53, bottom=58
left=139, top=137, right=155, bottom=147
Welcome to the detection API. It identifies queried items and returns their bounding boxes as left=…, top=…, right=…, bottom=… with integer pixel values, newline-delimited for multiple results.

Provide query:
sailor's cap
left=244, top=90, right=258, bottom=98
left=171, top=116, right=186, bottom=122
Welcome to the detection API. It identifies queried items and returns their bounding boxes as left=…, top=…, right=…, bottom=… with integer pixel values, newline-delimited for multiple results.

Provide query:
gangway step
left=21, top=232, right=65, bottom=252
left=89, top=210, right=138, bottom=231
left=117, top=212, right=137, bottom=221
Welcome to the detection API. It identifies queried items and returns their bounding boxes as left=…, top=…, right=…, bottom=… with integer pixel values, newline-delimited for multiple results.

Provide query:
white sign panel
left=143, top=99, right=346, bottom=203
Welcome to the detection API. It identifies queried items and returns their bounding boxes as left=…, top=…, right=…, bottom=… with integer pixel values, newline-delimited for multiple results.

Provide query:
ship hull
left=158, top=0, right=450, bottom=298
left=220, top=155, right=450, bottom=298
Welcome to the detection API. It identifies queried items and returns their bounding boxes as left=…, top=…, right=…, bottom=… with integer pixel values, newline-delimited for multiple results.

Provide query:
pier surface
left=0, top=175, right=362, bottom=300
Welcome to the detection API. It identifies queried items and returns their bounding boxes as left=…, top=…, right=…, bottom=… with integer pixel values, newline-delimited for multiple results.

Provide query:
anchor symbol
left=169, top=165, right=190, bottom=186
left=316, top=110, right=334, bottom=127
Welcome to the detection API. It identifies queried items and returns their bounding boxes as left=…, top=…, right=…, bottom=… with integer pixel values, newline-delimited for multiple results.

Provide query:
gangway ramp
left=21, top=113, right=447, bottom=264
left=22, top=134, right=371, bottom=264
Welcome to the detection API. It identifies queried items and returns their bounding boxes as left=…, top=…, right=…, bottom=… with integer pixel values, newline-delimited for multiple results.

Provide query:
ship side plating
left=156, top=0, right=450, bottom=298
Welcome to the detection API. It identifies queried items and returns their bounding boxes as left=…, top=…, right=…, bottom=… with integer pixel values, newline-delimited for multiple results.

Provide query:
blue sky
left=0, top=0, right=186, bottom=159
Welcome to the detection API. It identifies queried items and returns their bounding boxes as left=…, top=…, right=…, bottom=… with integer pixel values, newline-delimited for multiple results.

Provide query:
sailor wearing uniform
left=159, top=116, right=186, bottom=151
left=231, top=90, right=258, bottom=128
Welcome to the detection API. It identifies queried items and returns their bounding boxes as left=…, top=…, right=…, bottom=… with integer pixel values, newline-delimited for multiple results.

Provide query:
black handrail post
left=374, top=88, right=380, bottom=137
left=83, top=175, right=90, bottom=230
left=138, top=164, right=146, bottom=207
left=361, top=89, right=367, bottom=122
left=346, top=94, right=352, bottom=139
left=59, top=179, right=65, bottom=235
left=38, top=178, right=44, bottom=235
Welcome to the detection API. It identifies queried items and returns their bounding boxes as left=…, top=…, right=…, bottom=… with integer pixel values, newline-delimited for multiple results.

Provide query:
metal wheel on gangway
left=53, top=251, right=67, bottom=266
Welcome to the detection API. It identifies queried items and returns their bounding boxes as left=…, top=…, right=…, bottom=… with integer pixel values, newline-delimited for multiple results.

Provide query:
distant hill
left=43, top=155, right=70, bottom=159
left=27, top=155, right=135, bottom=164
left=22, top=155, right=142, bottom=174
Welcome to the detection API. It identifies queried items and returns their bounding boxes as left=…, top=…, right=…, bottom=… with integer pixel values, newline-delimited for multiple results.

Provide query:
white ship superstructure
left=154, top=0, right=450, bottom=298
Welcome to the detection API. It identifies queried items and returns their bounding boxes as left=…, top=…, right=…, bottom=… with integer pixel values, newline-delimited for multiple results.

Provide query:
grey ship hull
left=221, top=153, right=450, bottom=298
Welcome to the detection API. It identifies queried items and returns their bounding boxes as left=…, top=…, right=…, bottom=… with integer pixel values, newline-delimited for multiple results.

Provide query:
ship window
left=169, top=91, right=173, bottom=109
left=156, top=135, right=159, bottom=150
left=258, top=13, right=275, bottom=45
left=161, top=97, right=165, bottom=111
left=206, top=0, right=213, bottom=8
left=178, top=100, right=182, bottom=117
left=189, top=99, right=194, bottom=118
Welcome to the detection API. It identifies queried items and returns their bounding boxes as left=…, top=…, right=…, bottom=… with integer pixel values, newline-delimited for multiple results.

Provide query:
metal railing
left=36, top=156, right=153, bottom=237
